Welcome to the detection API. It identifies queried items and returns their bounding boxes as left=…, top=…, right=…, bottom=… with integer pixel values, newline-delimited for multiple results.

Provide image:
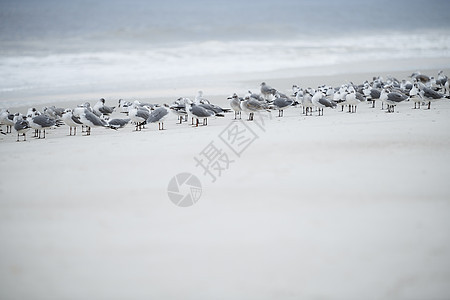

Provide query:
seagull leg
left=16, top=133, right=19, bottom=142
left=427, top=102, right=431, bottom=109
left=23, top=133, right=26, bottom=141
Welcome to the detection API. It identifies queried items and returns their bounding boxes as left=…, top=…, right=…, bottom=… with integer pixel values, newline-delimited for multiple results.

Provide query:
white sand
left=1, top=66, right=450, bottom=299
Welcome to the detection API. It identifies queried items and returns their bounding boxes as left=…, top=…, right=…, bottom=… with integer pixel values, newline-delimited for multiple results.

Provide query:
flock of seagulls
left=1, top=70, right=449, bottom=142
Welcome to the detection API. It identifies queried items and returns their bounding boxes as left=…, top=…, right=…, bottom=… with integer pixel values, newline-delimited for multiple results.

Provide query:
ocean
left=1, top=0, right=450, bottom=107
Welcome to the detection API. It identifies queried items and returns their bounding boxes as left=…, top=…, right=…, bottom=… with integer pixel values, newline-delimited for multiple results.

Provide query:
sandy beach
left=1, top=63, right=450, bottom=299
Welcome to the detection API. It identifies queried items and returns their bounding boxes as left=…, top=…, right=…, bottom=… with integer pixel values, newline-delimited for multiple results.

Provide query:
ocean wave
left=0, top=31, right=449, bottom=105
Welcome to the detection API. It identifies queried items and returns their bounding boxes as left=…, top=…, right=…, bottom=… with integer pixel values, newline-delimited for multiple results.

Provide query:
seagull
left=298, top=88, right=314, bottom=116
left=198, top=102, right=229, bottom=115
left=410, top=71, right=430, bottom=84
left=72, top=107, right=111, bottom=135
left=93, top=98, right=115, bottom=117
left=409, top=83, right=423, bottom=109
left=147, top=105, right=170, bottom=130
left=195, top=91, right=230, bottom=115
left=363, top=84, right=381, bottom=108
left=369, top=88, right=381, bottom=109
left=189, top=103, right=217, bottom=126
left=14, top=116, right=31, bottom=142
left=43, top=106, right=64, bottom=119
left=195, top=90, right=208, bottom=104
left=437, top=70, right=448, bottom=84
left=333, top=85, right=349, bottom=112
left=293, top=87, right=305, bottom=113
left=118, top=99, right=133, bottom=114
left=0, top=109, right=15, bottom=133
left=344, top=87, right=365, bottom=113
left=170, top=98, right=190, bottom=124
left=272, top=93, right=294, bottom=117
left=240, top=95, right=271, bottom=121
left=311, top=90, right=336, bottom=116
left=400, top=79, right=413, bottom=92
left=27, top=107, right=41, bottom=118
left=62, top=108, right=83, bottom=135
left=107, top=118, right=131, bottom=129
left=136, top=101, right=160, bottom=110
left=227, top=93, right=243, bottom=119
left=27, top=114, right=61, bottom=139
left=260, top=82, right=277, bottom=100
left=247, top=90, right=265, bottom=102
left=419, top=86, right=450, bottom=109
left=380, top=89, right=409, bottom=113
left=128, top=101, right=150, bottom=131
